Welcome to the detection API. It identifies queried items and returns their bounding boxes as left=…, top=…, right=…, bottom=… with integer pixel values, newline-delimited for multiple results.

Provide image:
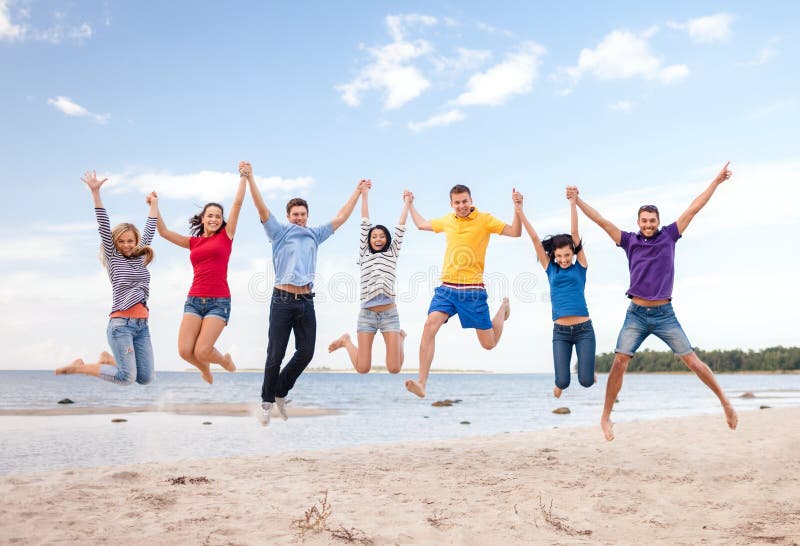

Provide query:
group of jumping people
left=56, top=161, right=739, bottom=440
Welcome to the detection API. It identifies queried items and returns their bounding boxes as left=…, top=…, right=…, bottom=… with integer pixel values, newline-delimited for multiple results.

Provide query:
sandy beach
left=1, top=407, right=798, bottom=545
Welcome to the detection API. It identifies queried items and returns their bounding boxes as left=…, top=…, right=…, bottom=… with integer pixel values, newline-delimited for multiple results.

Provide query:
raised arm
left=398, top=192, right=410, bottom=225
left=82, top=170, right=107, bottom=209
left=404, top=190, right=433, bottom=231
left=568, top=191, right=587, bottom=267
left=676, top=162, right=732, bottom=235
left=152, top=199, right=190, bottom=249
left=360, top=181, right=370, bottom=219
left=500, top=187, right=523, bottom=237
left=224, top=169, right=247, bottom=239
left=332, top=180, right=368, bottom=232
left=83, top=171, right=115, bottom=257
left=141, top=191, right=159, bottom=247
left=240, top=161, right=271, bottom=223
left=570, top=186, right=622, bottom=245
left=515, top=198, right=550, bottom=270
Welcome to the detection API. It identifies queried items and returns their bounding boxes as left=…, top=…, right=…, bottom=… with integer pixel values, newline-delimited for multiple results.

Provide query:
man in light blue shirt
left=241, top=161, right=364, bottom=426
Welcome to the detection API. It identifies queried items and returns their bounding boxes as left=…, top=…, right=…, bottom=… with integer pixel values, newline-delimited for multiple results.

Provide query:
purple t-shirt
left=618, top=222, right=681, bottom=300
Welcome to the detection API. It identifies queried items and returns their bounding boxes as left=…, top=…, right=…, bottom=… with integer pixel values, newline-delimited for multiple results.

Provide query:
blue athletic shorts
left=427, top=285, right=492, bottom=330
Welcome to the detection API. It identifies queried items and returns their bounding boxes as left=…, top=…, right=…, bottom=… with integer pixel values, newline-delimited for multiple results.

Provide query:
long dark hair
left=189, top=202, right=227, bottom=237
left=541, top=234, right=582, bottom=262
left=366, top=225, right=392, bottom=253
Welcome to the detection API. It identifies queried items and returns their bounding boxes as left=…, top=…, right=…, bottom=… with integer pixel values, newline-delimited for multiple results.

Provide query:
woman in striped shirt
left=152, top=168, right=246, bottom=384
left=328, top=182, right=409, bottom=373
left=56, top=171, right=158, bottom=385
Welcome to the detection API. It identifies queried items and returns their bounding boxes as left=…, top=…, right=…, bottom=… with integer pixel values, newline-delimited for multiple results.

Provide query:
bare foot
left=724, top=403, right=738, bottom=430
left=56, top=358, right=85, bottom=375
left=98, top=351, right=115, bottom=364
left=553, top=386, right=562, bottom=398
left=328, top=333, right=351, bottom=353
left=502, top=297, right=510, bottom=320
left=405, top=379, right=426, bottom=398
left=220, top=353, right=236, bottom=372
left=198, top=364, right=213, bottom=384
left=601, top=418, right=615, bottom=441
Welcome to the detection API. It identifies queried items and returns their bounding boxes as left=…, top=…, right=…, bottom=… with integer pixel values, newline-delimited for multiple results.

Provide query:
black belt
left=274, top=288, right=315, bottom=300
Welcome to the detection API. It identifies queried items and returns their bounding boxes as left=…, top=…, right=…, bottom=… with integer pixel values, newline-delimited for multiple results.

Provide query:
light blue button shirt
left=263, top=214, right=334, bottom=288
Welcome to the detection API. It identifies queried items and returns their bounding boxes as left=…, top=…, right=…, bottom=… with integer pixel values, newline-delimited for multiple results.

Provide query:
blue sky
left=2, top=1, right=798, bottom=372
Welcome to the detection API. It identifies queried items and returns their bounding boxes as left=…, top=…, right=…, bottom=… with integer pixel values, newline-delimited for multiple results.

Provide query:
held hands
left=358, top=179, right=372, bottom=193
left=512, top=187, right=524, bottom=210
left=81, top=170, right=108, bottom=192
left=403, top=189, right=414, bottom=204
left=238, top=161, right=252, bottom=179
left=566, top=185, right=579, bottom=203
left=145, top=191, right=158, bottom=206
left=712, top=161, right=732, bottom=186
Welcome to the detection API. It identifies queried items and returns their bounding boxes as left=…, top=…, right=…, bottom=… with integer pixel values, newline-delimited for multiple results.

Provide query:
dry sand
left=1, top=407, right=798, bottom=545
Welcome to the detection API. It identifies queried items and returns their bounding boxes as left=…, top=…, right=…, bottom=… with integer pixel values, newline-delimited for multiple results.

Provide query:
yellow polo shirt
left=430, top=208, right=507, bottom=284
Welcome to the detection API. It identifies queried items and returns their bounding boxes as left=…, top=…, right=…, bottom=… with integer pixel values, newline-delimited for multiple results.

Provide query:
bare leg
left=681, top=352, right=738, bottom=430
left=383, top=329, right=406, bottom=374
left=476, top=297, right=510, bottom=350
left=178, top=314, right=213, bottom=384
left=406, top=313, right=447, bottom=398
left=601, top=353, right=631, bottom=441
left=56, top=358, right=101, bottom=376
left=553, top=386, right=562, bottom=398
left=329, top=333, right=358, bottom=365
left=193, top=317, right=236, bottom=374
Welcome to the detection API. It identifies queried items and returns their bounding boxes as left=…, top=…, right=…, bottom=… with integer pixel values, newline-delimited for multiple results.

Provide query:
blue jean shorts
left=357, top=306, right=401, bottom=334
left=183, top=296, right=231, bottom=323
left=615, top=302, right=693, bottom=356
left=428, top=285, right=492, bottom=330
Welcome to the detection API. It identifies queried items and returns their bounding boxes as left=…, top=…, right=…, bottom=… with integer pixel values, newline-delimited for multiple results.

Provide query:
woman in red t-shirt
left=153, top=170, right=246, bottom=383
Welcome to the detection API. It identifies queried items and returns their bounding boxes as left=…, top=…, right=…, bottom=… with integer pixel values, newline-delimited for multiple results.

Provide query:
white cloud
left=0, top=0, right=23, bottom=40
left=476, top=21, right=514, bottom=38
left=47, top=96, right=110, bottom=123
left=430, top=47, right=492, bottom=74
left=0, top=238, right=72, bottom=261
left=107, top=170, right=314, bottom=202
left=336, top=14, right=437, bottom=110
left=610, top=100, right=633, bottom=111
left=668, top=13, right=734, bottom=43
left=562, top=29, right=689, bottom=86
left=408, top=109, right=465, bottom=132
left=454, top=41, right=545, bottom=106
left=0, top=1, right=92, bottom=43
left=740, top=37, right=780, bottom=67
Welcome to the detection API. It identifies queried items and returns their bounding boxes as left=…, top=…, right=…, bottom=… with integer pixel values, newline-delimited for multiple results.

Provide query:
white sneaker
left=275, top=397, right=290, bottom=421
left=258, top=402, right=272, bottom=426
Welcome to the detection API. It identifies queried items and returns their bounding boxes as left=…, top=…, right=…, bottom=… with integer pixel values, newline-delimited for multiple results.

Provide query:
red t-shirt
left=188, top=230, right=233, bottom=297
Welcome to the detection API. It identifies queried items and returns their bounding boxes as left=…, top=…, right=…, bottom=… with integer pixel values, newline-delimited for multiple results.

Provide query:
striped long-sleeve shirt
left=96, top=208, right=157, bottom=314
left=359, top=218, right=405, bottom=305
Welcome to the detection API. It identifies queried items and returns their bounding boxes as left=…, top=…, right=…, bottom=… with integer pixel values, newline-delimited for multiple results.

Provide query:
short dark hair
left=637, top=204, right=660, bottom=220
left=449, top=184, right=471, bottom=198
left=286, top=198, right=309, bottom=215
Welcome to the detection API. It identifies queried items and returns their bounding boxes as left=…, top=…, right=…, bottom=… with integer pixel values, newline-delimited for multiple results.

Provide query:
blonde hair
left=100, top=223, right=155, bottom=267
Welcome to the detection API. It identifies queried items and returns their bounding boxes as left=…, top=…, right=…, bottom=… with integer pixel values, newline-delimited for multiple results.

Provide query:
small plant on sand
left=329, top=525, right=373, bottom=545
left=291, top=491, right=333, bottom=537
left=427, top=510, right=454, bottom=530
left=537, top=495, right=592, bottom=537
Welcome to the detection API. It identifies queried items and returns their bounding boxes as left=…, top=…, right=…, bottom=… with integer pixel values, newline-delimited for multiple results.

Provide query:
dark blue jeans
left=552, top=319, right=596, bottom=390
left=261, top=290, right=317, bottom=403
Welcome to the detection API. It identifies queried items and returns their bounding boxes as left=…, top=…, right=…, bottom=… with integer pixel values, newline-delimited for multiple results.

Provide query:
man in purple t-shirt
left=571, top=163, right=738, bottom=441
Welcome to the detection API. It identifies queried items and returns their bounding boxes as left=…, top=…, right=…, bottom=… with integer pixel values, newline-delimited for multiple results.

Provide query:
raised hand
left=238, top=161, right=252, bottom=179
left=358, top=179, right=372, bottom=193
left=566, top=185, right=579, bottom=202
left=712, top=161, right=732, bottom=185
left=145, top=191, right=158, bottom=206
left=403, top=189, right=414, bottom=204
left=512, top=187, right=524, bottom=210
left=81, top=170, right=108, bottom=191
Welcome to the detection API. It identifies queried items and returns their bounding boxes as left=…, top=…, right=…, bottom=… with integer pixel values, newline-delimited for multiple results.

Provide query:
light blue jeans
left=614, top=302, right=693, bottom=357
left=100, top=318, right=155, bottom=386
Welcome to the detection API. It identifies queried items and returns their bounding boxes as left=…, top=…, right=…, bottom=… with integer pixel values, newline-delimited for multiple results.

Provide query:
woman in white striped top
left=56, top=171, right=158, bottom=386
left=328, top=182, right=409, bottom=373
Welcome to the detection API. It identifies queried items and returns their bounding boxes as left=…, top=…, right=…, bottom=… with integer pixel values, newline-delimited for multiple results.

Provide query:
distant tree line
left=594, top=346, right=800, bottom=372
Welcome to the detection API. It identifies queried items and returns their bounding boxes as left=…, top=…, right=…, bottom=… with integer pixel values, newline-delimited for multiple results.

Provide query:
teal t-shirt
left=546, top=261, right=589, bottom=321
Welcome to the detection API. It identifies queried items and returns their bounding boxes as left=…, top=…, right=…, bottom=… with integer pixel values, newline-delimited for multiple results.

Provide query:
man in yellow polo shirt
left=404, top=184, right=522, bottom=397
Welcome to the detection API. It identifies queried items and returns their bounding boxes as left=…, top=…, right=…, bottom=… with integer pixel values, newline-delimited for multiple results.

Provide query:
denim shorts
left=615, top=302, right=693, bottom=356
left=357, top=306, right=401, bottom=334
left=428, top=285, right=492, bottom=330
left=183, top=296, right=231, bottom=323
